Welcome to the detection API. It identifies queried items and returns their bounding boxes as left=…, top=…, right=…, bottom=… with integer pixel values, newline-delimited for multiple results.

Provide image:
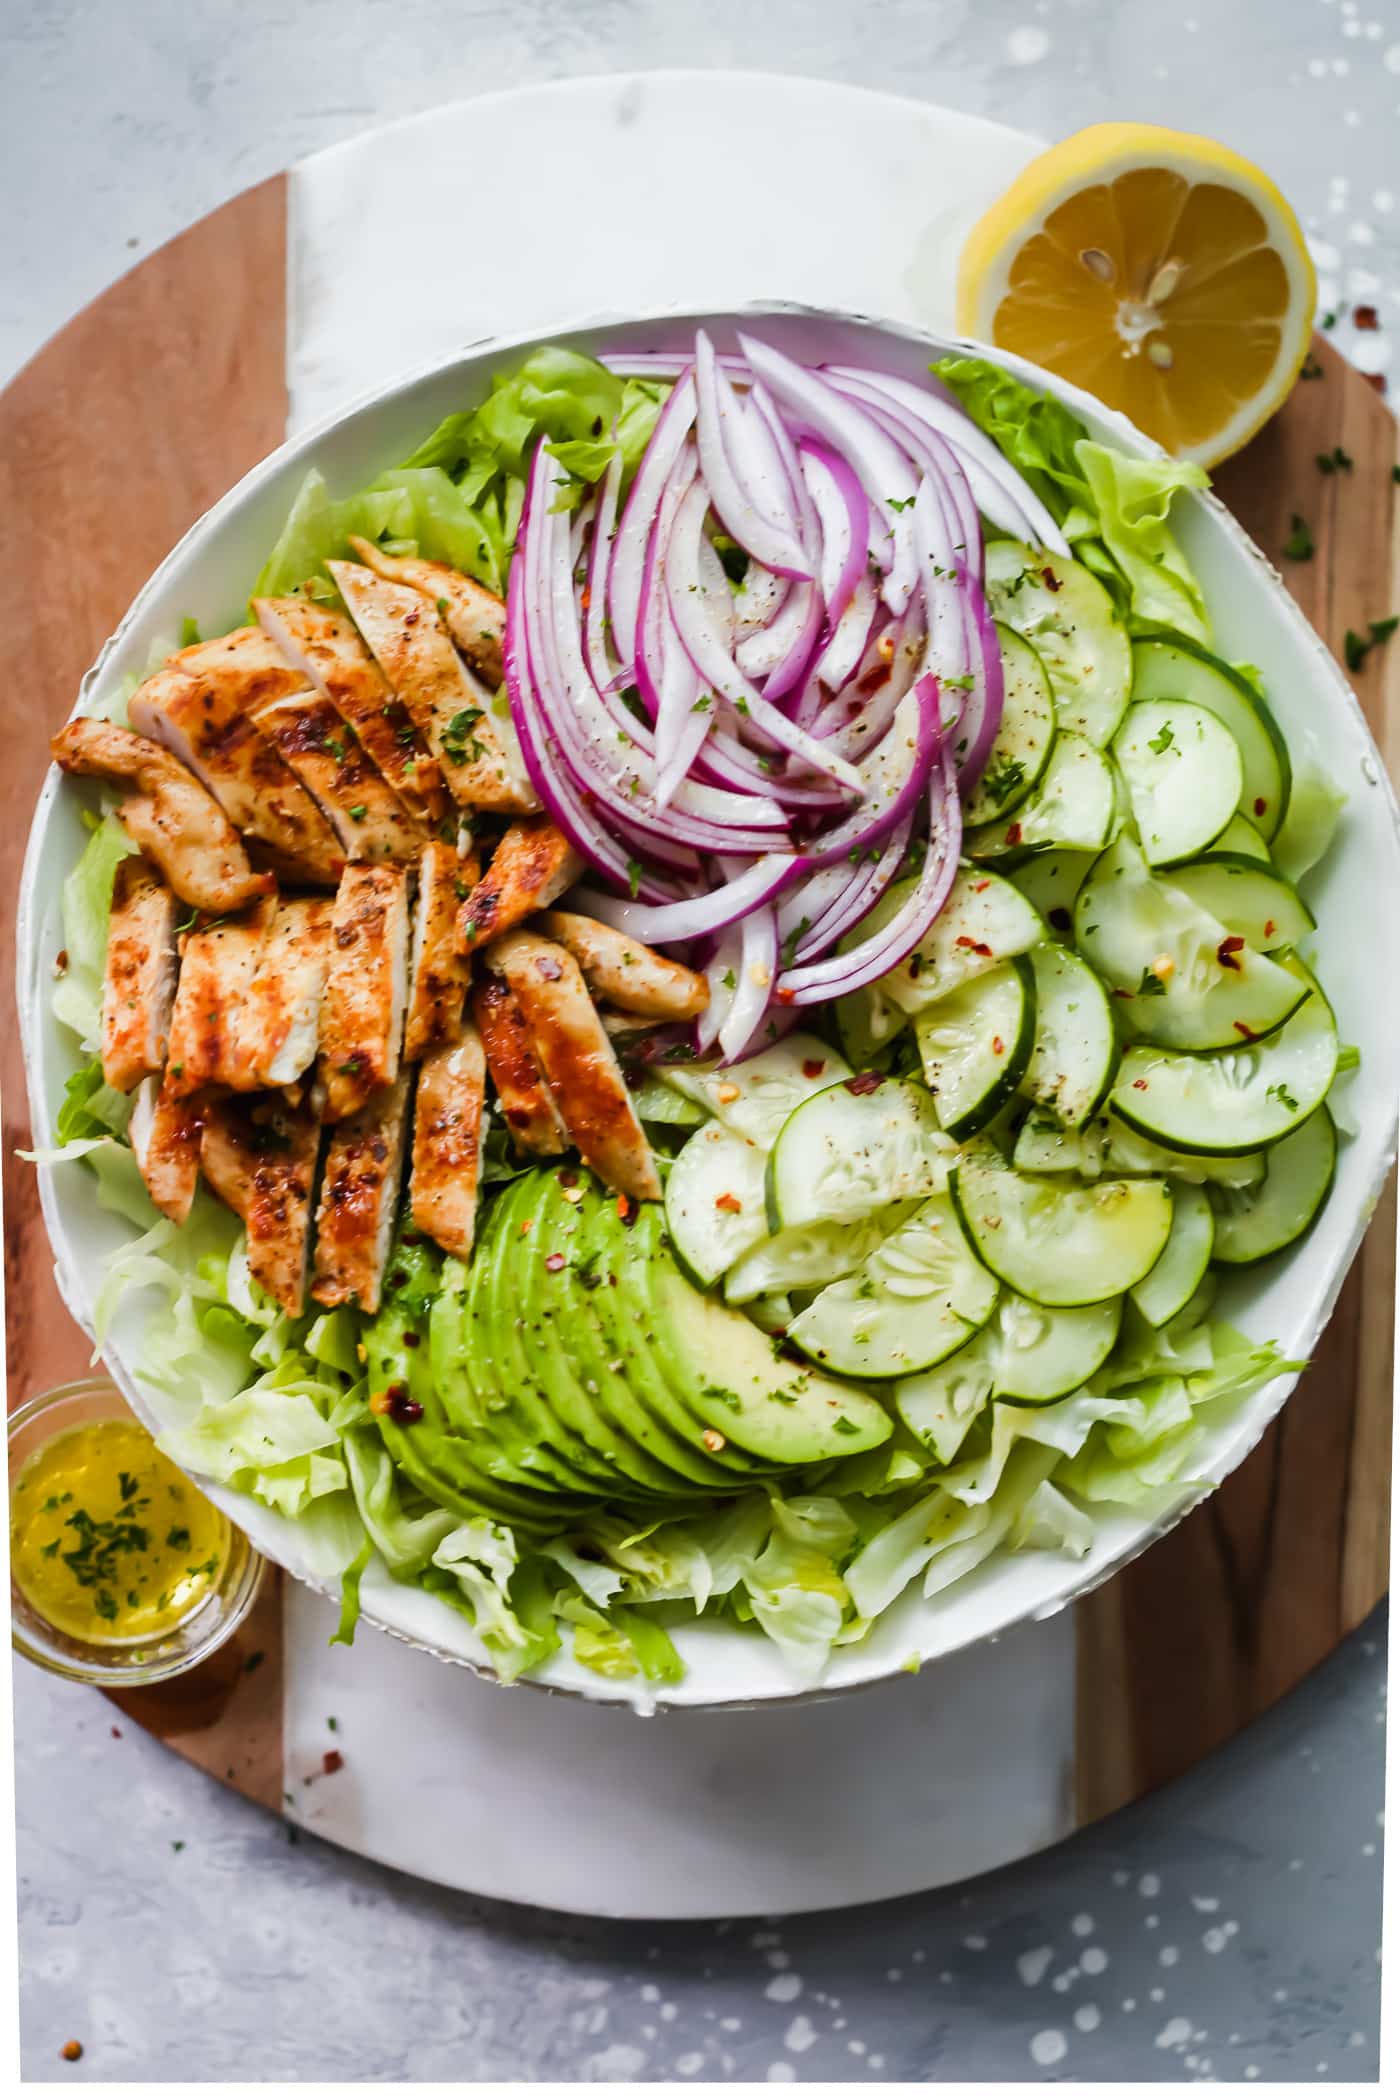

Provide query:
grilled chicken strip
left=318, top=864, right=412, bottom=1122
left=165, top=896, right=280, bottom=1097
left=51, top=719, right=273, bottom=913
left=533, top=911, right=709, bottom=1020
left=345, top=536, right=505, bottom=689
left=404, top=841, right=477, bottom=1062
left=410, top=1026, right=487, bottom=1259
left=200, top=1097, right=321, bottom=1318
left=254, top=691, right=427, bottom=865
left=472, top=976, right=568, bottom=1157
left=311, top=1074, right=412, bottom=1314
left=232, top=895, right=339, bottom=1090
left=129, top=1074, right=203, bottom=1225
left=485, top=933, right=661, bottom=1203
left=329, top=560, right=536, bottom=812
left=101, top=858, right=179, bottom=1093
left=253, top=596, right=447, bottom=825
left=127, top=630, right=342, bottom=883
left=455, top=818, right=582, bottom=955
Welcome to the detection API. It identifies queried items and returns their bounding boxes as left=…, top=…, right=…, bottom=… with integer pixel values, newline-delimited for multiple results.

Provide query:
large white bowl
left=18, top=304, right=1400, bottom=1708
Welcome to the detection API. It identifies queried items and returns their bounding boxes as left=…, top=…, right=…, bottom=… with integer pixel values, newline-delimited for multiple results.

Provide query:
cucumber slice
left=1209, top=813, right=1272, bottom=863
left=664, top=1124, right=769, bottom=1288
left=787, top=1193, right=998, bottom=1379
left=896, top=1329, right=998, bottom=1463
left=630, top=1075, right=708, bottom=1125
left=914, top=956, right=1036, bottom=1139
left=1130, top=630, right=1291, bottom=840
left=1103, top=1115, right=1267, bottom=1188
left=725, top=1202, right=918, bottom=1304
left=835, top=978, right=909, bottom=1068
left=765, top=1075, right=951, bottom=1231
left=1165, top=856, right=1314, bottom=951
left=1013, top=1110, right=1110, bottom=1177
left=1075, top=836, right=1309, bottom=1051
left=960, top=625, right=1057, bottom=827
left=951, top=1153, right=1173, bottom=1306
left=1109, top=956, right=1339, bottom=1155
left=965, top=732, right=1116, bottom=859
left=985, top=541, right=1133, bottom=746
left=1208, top=1107, right=1337, bottom=1264
left=992, top=1290, right=1123, bottom=1404
left=1112, top=700, right=1244, bottom=867
left=1019, top=943, right=1118, bottom=1129
left=1007, top=848, right=1098, bottom=939
left=659, top=1033, right=851, bottom=1148
left=881, top=866, right=1044, bottom=1014
left=1129, top=1183, right=1214, bottom=1326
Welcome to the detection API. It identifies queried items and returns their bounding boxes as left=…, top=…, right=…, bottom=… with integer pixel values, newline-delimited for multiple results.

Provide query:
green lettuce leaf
left=1073, top=440, right=1211, bottom=640
left=1271, top=756, right=1346, bottom=882
left=53, top=812, right=136, bottom=1047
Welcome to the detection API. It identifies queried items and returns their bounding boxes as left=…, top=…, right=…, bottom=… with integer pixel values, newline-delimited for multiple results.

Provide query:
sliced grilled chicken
left=51, top=719, right=273, bottom=913
left=403, top=841, right=477, bottom=1062
left=456, top=818, right=582, bottom=955
left=311, top=1074, right=412, bottom=1314
left=101, top=858, right=179, bottom=1093
left=533, top=911, right=709, bottom=1020
left=130, top=1075, right=203, bottom=1225
left=485, top=932, right=661, bottom=1202
left=253, top=595, right=447, bottom=824
left=232, top=896, right=339, bottom=1090
left=472, top=976, right=568, bottom=1157
left=410, top=1025, right=487, bottom=1259
left=200, top=1096, right=321, bottom=1317
left=127, top=630, right=341, bottom=883
left=346, top=536, right=506, bottom=687
left=165, top=895, right=279, bottom=1097
left=254, top=691, right=427, bottom=865
left=329, top=560, right=536, bottom=812
left=318, top=864, right=412, bottom=1121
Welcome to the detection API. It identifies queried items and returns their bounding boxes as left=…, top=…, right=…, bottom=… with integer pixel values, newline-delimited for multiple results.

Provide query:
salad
left=36, top=330, right=1352, bottom=1690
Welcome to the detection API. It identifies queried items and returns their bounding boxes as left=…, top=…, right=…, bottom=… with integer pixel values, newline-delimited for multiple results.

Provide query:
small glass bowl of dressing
left=9, top=1379, right=264, bottom=1687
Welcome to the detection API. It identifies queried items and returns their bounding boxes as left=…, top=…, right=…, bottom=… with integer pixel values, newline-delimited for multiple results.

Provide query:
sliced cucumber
left=992, top=1290, right=1123, bottom=1403
left=1110, top=956, right=1339, bottom=1156
left=1129, top=1183, right=1214, bottom=1327
left=960, top=625, right=1058, bottom=827
left=1013, top=1110, right=1110, bottom=1178
left=1130, top=630, right=1291, bottom=841
left=1209, top=813, right=1272, bottom=863
left=985, top=541, right=1133, bottom=746
left=881, top=866, right=1044, bottom=1013
left=1007, top=848, right=1098, bottom=939
left=951, top=1153, right=1173, bottom=1307
left=1113, top=700, right=1244, bottom=867
left=765, top=1075, right=950, bottom=1231
left=835, top=979, right=909, bottom=1068
left=896, top=1329, right=998, bottom=1463
left=1019, top=942, right=1118, bottom=1129
left=787, top=1193, right=998, bottom=1379
left=1208, top=1107, right=1336, bottom=1264
left=1075, top=836, right=1309, bottom=1051
left=965, top=732, right=1116, bottom=859
left=1165, top=856, right=1314, bottom=952
left=630, top=1075, right=708, bottom=1126
left=664, top=1124, right=769, bottom=1288
left=1103, top=1115, right=1267, bottom=1188
left=660, top=1033, right=851, bottom=1148
left=725, top=1202, right=918, bottom=1304
left=914, top=957, right=1036, bottom=1139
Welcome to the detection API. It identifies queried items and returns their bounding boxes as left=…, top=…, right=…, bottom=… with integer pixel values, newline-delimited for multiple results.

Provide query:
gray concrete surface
left=4, top=0, right=1393, bottom=2081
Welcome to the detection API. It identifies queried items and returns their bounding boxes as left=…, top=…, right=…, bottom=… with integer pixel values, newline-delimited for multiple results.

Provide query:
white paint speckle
left=766, top=2063, right=796, bottom=2083
left=1017, top=1947, right=1055, bottom=1988
left=1006, top=26, right=1052, bottom=65
left=1123, top=1999, right=1137, bottom=2012
left=784, top=2016, right=817, bottom=2055
left=963, top=1935, right=988, bottom=1952
left=1138, top=1873, right=1161, bottom=1897
left=1071, top=1913, right=1094, bottom=1938
left=1190, top=1895, right=1221, bottom=1914
left=641, top=1983, right=660, bottom=2004
left=1383, top=42, right=1400, bottom=72
left=1081, top=1948, right=1108, bottom=1976
left=765, top=1973, right=802, bottom=2005
left=767, top=1950, right=791, bottom=1970
left=1150, top=1987, right=1166, bottom=2004
left=1030, top=2029, right=1068, bottom=2066
left=1074, top=2004, right=1101, bottom=2033
left=1203, top=1927, right=1230, bottom=1954
left=1157, top=2016, right=1193, bottom=2049
left=1245, top=2065, right=1260, bottom=2079
left=675, top=2053, right=705, bottom=2076
left=589, top=2045, right=647, bottom=2078
left=1160, top=1946, right=1180, bottom=1968
left=720, top=2018, right=742, bottom=2034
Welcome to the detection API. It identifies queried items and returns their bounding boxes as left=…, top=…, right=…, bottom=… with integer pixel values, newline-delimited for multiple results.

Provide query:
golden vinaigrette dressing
left=10, top=1419, right=230, bottom=1644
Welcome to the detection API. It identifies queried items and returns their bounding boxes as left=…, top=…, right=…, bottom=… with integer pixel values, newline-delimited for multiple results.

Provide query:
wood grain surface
left=1075, top=335, right=1398, bottom=1821
left=0, top=185, right=1391, bottom=1832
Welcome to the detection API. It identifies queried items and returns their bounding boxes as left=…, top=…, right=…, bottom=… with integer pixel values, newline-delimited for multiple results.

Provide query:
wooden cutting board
left=1, top=171, right=1393, bottom=1835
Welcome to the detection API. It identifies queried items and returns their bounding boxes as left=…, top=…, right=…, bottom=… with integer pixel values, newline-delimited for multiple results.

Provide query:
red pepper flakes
left=775, top=986, right=796, bottom=1005
left=401, top=1330, right=421, bottom=1349
left=1354, top=305, right=1380, bottom=331
left=1264, top=918, right=1276, bottom=939
left=1041, top=568, right=1063, bottom=593
left=519, top=1217, right=534, bottom=1235
left=991, top=1036, right=1005, bottom=1056
left=616, top=1193, right=636, bottom=1224
left=954, top=936, right=993, bottom=955
left=545, top=1252, right=566, bottom=1271
left=1253, top=797, right=1267, bottom=817
left=1005, top=823, right=1023, bottom=847
left=1132, top=1077, right=1150, bottom=1090
left=972, top=879, right=991, bottom=893
left=843, top=1071, right=884, bottom=1096
left=801, top=1058, right=827, bottom=1080
left=60, top=2042, right=83, bottom=2063
left=580, top=585, right=592, bottom=609
left=714, top=1192, right=743, bottom=1214
left=322, top=1749, right=344, bottom=1777
left=1217, top=934, right=1246, bottom=971
left=1233, top=1020, right=1257, bottom=1040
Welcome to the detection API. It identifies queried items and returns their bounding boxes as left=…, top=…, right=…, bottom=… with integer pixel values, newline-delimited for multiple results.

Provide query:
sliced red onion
left=774, top=742, right=961, bottom=1004
left=694, top=926, right=743, bottom=1055
left=609, top=370, right=697, bottom=668
left=800, top=441, right=868, bottom=633
left=810, top=572, right=880, bottom=701
left=735, top=580, right=822, bottom=699
left=827, top=374, right=983, bottom=577
left=911, top=477, right=972, bottom=694
left=731, top=559, right=788, bottom=639
left=801, top=673, right=941, bottom=869
left=719, top=901, right=778, bottom=1061
left=796, top=813, right=913, bottom=959
left=954, top=572, right=1006, bottom=790
left=636, top=442, right=700, bottom=718
left=582, top=451, right=622, bottom=698
left=571, top=852, right=797, bottom=946
left=695, top=332, right=812, bottom=580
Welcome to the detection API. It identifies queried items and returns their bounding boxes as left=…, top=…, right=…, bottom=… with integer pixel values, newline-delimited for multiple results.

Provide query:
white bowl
left=18, top=304, right=1400, bottom=1708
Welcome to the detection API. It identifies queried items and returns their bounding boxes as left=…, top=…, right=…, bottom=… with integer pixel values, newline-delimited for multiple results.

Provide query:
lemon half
left=957, top=123, right=1317, bottom=466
